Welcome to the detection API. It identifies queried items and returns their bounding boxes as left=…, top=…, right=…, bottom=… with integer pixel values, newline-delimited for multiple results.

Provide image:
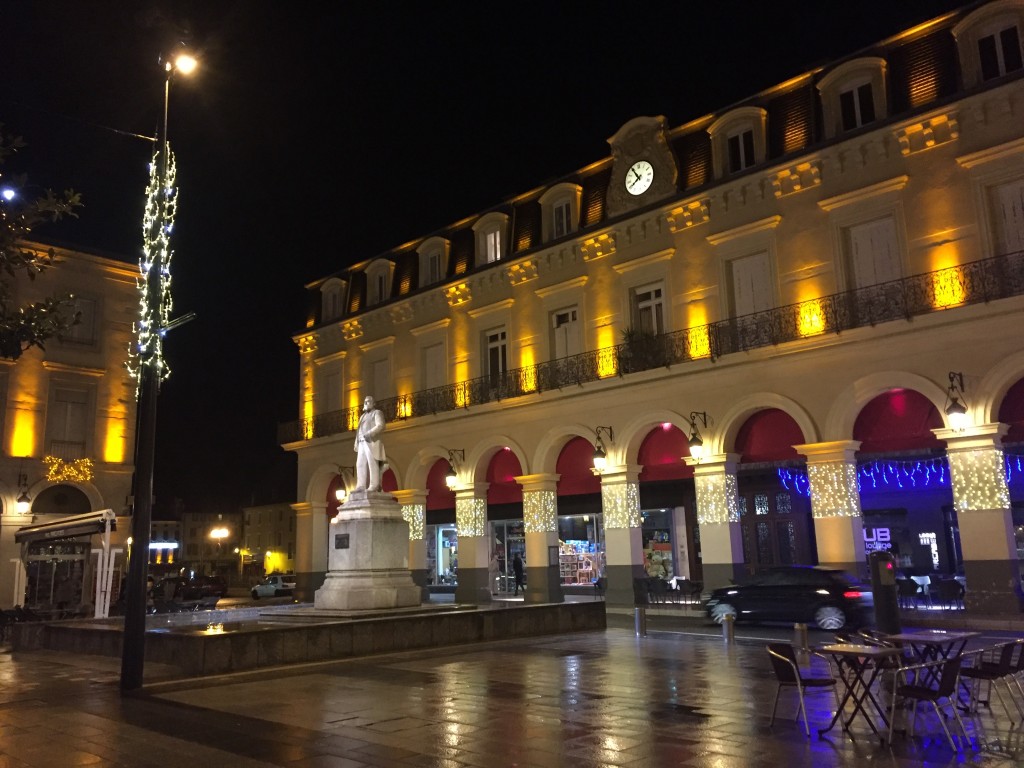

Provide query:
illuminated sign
left=863, top=527, right=892, bottom=552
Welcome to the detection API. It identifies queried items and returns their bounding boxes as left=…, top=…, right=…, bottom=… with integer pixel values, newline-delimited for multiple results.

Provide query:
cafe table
left=816, top=643, right=905, bottom=741
left=880, top=629, right=980, bottom=688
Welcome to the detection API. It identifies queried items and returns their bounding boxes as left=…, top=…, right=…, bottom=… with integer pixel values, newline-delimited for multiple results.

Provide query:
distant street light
left=210, top=526, right=229, bottom=559
left=120, top=48, right=197, bottom=693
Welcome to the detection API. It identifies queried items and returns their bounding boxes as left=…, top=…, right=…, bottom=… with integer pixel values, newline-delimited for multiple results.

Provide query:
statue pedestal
left=314, top=490, right=421, bottom=610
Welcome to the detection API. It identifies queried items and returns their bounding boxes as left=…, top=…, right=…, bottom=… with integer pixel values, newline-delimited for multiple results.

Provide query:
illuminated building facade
left=284, top=0, right=1024, bottom=615
left=1, top=241, right=138, bottom=610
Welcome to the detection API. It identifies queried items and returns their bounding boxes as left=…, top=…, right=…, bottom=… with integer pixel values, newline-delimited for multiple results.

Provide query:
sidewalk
left=2, top=621, right=1023, bottom=766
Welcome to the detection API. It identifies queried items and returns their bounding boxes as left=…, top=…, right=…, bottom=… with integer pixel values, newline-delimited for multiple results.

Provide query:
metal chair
left=889, top=655, right=969, bottom=751
left=766, top=642, right=839, bottom=737
left=897, top=578, right=921, bottom=609
left=936, top=579, right=965, bottom=610
left=961, top=641, right=1024, bottom=723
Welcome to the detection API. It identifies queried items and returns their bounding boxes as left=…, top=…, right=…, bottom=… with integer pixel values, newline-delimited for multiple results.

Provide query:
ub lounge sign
left=863, top=527, right=892, bottom=552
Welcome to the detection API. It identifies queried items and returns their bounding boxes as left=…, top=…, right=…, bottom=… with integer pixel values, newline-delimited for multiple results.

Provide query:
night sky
left=0, top=1, right=969, bottom=515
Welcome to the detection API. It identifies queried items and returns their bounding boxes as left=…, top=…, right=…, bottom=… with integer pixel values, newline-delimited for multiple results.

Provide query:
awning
left=15, top=509, right=116, bottom=544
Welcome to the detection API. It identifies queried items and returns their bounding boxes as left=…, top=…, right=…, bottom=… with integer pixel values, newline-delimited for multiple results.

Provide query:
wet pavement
left=1, top=621, right=1023, bottom=767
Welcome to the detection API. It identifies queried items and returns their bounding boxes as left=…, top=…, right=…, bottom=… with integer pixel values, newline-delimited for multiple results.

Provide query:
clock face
left=625, top=160, right=654, bottom=195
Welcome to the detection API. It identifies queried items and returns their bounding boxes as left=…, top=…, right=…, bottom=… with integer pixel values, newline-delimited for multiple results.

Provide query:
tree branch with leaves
left=0, top=125, right=83, bottom=360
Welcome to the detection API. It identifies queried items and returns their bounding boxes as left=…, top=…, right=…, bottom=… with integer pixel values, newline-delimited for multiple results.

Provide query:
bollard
left=794, top=622, right=808, bottom=650
left=634, top=606, right=647, bottom=637
left=722, top=613, right=735, bottom=642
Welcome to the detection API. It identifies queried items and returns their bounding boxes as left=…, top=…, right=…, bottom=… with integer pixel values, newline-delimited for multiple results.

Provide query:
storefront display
left=559, top=539, right=604, bottom=585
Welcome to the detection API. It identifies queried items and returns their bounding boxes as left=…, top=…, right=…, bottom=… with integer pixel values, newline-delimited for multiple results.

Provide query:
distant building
left=241, top=502, right=295, bottom=578
left=179, top=510, right=244, bottom=579
left=148, top=518, right=182, bottom=580
left=1, top=241, right=138, bottom=611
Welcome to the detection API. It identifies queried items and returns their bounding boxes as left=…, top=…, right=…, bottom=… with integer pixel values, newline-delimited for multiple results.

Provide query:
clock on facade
left=625, top=160, right=654, bottom=195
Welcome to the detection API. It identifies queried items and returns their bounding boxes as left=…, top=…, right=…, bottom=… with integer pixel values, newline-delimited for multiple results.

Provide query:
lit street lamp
left=120, top=48, right=197, bottom=693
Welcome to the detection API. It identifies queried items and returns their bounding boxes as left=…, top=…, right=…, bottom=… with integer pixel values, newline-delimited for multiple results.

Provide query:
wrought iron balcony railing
left=279, top=250, right=1024, bottom=444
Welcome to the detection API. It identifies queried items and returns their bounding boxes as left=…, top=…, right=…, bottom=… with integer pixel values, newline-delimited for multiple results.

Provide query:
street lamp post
left=120, top=49, right=196, bottom=693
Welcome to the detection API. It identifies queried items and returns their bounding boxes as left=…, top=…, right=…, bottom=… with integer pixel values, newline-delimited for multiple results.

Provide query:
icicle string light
left=523, top=490, right=557, bottom=533
left=948, top=447, right=1011, bottom=513
left=602, top=481, right=641, bottom=529
left=128, top=144, right=177, bottom=388
left=695, top=472, right=740, bottom=525
left=401, top=503, right=425, bottom=540
left=455, top=497, right=487, bottom=537
left=778, top=453, right=1024, bottom=497
left=806, top=461, right=861, bottom=519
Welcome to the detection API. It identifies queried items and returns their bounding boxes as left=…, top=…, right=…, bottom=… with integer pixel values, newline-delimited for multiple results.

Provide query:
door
left=739, top=486, right=815, bottom=574
left=991, top=179, right=1024, bottom=255
left=847, top=216, right=901, bottom=288
left=552, top=307, right=580, bottom=359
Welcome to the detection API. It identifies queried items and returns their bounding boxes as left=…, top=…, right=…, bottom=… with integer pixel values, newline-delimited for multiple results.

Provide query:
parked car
left=251, top=573, right=296, bottom=599
left=704, top=565, right=874, bottom=630
left=149, top=576, right=223, bottom=613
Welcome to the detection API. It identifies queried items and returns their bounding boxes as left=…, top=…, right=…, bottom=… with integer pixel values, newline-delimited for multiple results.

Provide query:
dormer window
left=539, top=184, right=582, bottom=243
left=320, top=278, right=346, bottom=322
left=417, top=236, right=450, bottom=288
left=840, top=82, right=875, bottom=131
left=364, top=259, right=394, bottom=307
left=816, top=57, right=888, bottom=140
left=954, top=1, right=1024, bottom=88
left=553, top=201, right=571, bottom=238
left=485, top=230, right=501, bottom=262
left=472, top=212, right=509, bottom=266
left=979, top=24, right=1023, bottom=80
left=727, top=129, right=755, bottom=173
left=708, top=107, right=767, bottom=179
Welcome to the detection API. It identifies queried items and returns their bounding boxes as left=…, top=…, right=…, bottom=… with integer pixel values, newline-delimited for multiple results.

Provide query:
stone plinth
left=314, top=490, right=421, bottom=610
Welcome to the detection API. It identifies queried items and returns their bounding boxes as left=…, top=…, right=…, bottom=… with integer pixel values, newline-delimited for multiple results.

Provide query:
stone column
left=686, top=454, right=744, bottom=592
left=599, top=465, right=645, bottom=607
left=292, top=501, right=328, bottom=602
left=0, top=511, right=32, bottom=609
left=514, top=473, right=563, bottom=604
left=392, top=488, right=429, bottom=603
left=934, top=424, right=1020, bottom=615
left=453, top=483, right=491, bottom=604
left=794, top=441, right=866, bottom=578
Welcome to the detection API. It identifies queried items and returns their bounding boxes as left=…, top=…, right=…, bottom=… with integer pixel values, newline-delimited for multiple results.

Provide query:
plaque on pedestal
left=314, top=489, right=421, bottom=610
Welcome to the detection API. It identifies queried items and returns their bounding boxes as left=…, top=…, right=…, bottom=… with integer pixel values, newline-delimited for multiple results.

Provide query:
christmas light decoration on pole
left=121, top=48, right=197, bottom=693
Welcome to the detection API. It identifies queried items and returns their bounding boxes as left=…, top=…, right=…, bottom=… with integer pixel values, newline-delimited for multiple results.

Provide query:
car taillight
left=843, top=590, right=863, bottom=599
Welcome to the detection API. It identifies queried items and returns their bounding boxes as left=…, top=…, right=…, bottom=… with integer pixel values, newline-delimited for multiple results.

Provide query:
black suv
left=705, top=565, right=874, bottom=630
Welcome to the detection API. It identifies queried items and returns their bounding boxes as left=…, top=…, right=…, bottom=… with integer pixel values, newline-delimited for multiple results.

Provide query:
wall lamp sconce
left=334, top=465, right=355, bottom=503
left=592, top=426, right=614, bottom=473
left=944, top=371, right=969, bottom=431
left=688, top=411, right=709, bottom=461
left=445, top=449, right=465, bottom=488
left=15, top=461, right=30, bottom=514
